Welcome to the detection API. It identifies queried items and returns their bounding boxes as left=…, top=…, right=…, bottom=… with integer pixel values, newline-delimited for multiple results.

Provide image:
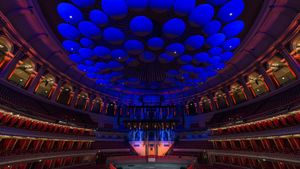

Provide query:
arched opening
left=290, top=33, right=300, bottom=63
left=57, top=84, right=74, bottom=105
left=266, top=55, right=296, bottom=87
left=91, top=97, right=103, bottom=113
left=200, top=96, right=212, bottom=113
left=0, top=36, right=14, bottom=70
left=107, top=102, right=116, bottom=116
left=229, top=83, right=247, bottom=104
left=8, top=58, right=37, bottom=88
left=187, top=101, right=197, bottom=115
left=247, top=72, right=269, bottom=97
left=214, top=90, right=229, bottom=109
left=75, top=91, right=89, bottom=110
left=35, top=73, right=57, bottom=98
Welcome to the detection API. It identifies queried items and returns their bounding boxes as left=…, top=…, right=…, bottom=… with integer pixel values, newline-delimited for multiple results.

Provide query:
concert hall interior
left=0, top=0, right=299, bottom=169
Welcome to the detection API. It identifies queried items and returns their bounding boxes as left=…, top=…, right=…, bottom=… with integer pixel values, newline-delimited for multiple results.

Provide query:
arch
left=229, top=82, right=247, bottom=104
left=214, top=90, right=229, bottom=109
left=199, top=96, right=212, bottom=113
left=57, top=83, right=74, bottom=105
left=266, top=55, right=296, bottom=87
left=8, top=58, right=37, bottom=88
left=247, top=71, right=269, bottom=97
left=35, top=73, right=57, bottom=98
left=91, top=96, right=103, bottom=113
left=75, top=91, right=89, bottom=110
left=290, top=33, right=300, bottom=63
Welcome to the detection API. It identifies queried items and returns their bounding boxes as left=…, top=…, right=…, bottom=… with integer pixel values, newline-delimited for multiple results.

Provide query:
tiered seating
left=213, top=155, right=299, bottom=169
left=0, top=134, right=93, bottom=156
left=0, top=154, right=96, bottom=169
left=208, top=84, right=300, bottom=127
left=211, top=111, right=300, bottom=135
left=173, top=140, right=213, bottom=149
left=0, top=83, right=97, bottom=128
left=0, top=109, right=94, bottom=136
left=91, top=141, right=130, bottom=150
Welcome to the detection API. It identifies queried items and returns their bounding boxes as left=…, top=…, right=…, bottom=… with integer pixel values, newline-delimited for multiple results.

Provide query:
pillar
left=239, top=76, right=253, bottom=99
left=208, top=93, right=216, bottom=111
left=280, top=46, right=300, bottom=77
left=224, top=87, right=234, bottom=106
left=51, top=79, right=64, bottom=102
left=256, top=64, right=276, bottom=91
left=28, top=66, right=46, bottom=93
left=70, top=88, right=80, bottom=108
left=0, top=48, right=25, bottom=79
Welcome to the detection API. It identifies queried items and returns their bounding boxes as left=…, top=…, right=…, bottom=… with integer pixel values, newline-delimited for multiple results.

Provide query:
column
left=0, top=48, right=25, bottom=79
left=86, top=94, right=95, bottom=112
left=70, top=88, right=80, bottom=108
left=256, top=64, right=276, bottom=91
left=224, top=87, right=234, bottom=106
left=28, top=66, right=47, bottom=93
left=51, top=79, right=64, bottom=102
left=208, top=93, right=216, bottom=111
left=280, top=47, right=300, bottom=77
left=239, top=76, right=253, bottom=99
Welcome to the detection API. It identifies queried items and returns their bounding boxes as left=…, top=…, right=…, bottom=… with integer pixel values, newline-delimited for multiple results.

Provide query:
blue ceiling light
left=89, top=10, right=108, bottom=27
left=180, top=65, right=195, bottom=73
left=206, top=33, right=226, bottom=47
left=80, top=38, right=94, bottom=48
left=111, top=49, right=128, bottom=62
left=63, top=40, right=80, bottom=53
left=203, top=20, right=222, bottom=36
left=209, top=47, right=223, bottom=55
left=71, top=0, right=95, bottom=8
left=108, top=61, right=124, bottom=71
left=130, top=16, right=153, bottom=36
left=93, top=46, right=111, bottom=60
left=58, top=23, right=80, bottom=40
left=218, top=0, right=244, bottom=23
left=167, top=70, right=179, bottom=77
left=69, top=54, right=84, bottom=63
left=126, top=58, right=140, bottom=67
left=166, top=43, right=185, bottom=57
left=213, top=62, right=225, bottom=71
left=159, top=53, right=174, bottom=63
left=220, top=51, right=234, bottom=62
left=78, top=21, right=101, bottom=38
left=178, top=55, right=193, bottom=64
left=222, top=20, right=244, bottom=38
left=126, top=0, right=149, bottom=11
left=163, top=18, right=186, bottom=38
left=147, top=37, right=164, bottom=51
left=102, top=0, right=128, bottom=19
left=124, top=40, right=144, bottom=55
left=206, top=0, right=227, bottom=6
left=139, top=51, right=156, bottom=63
left=57, top=3, right=83, bottom=25
left=79, top=48, right=94, bottom=59
left=78, top=64, right=88, bottom=72
left=189, top=4, right=214, bottom=27
left=174, top=0, right=195, bottom=16
left=185, top=35, right=204, bottom=51
left=193, top=52, right=209, bottom=65
left=84, top=60, right=94, bottom=66
left=150, top=0, right=174, bottom=12
left=103, top=27, right=125, bottom=45
left=223, top=38, right=240, bottom=51
left=207, top=56, right=221, bottom=65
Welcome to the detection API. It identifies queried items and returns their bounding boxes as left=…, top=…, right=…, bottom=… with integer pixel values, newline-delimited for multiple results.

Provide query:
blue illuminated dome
left=103, top=27, right=125, bottom=45
left=93, top=46, right=111, bottom=60
left=124, top=40, right=144, bottom=55
left=139, top=51, right=156, bottom=63
left=78, top=21, right=101, bottom=38
left=71, top=0, right=95, bottom=8
left=147, top=37, right=164, bottom=51
left=130, top=16, right=153, bottom=36
left=163, top=18, right=186, bottom=38
left=63, top=40, right=80, bottom=53
left=189, top=4, right=214, bottom=27
left=174, top=0, right=195, bottom=16
left=89, top=10, right=108, bottom=26
left=57, top=23, right=80, bottom=40
left=150, top=0, right=174, bottom=13
left=185, top=35, right=204, bottom=51
left=102, top=0, right=128, bottom=19
left=57, top=3, right=83, bottom=24
left=126, top=0, right=148, bottom=11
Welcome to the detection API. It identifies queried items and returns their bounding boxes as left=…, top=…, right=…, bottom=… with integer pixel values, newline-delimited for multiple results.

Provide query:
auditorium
left=0, top=0, right=299, bottom=168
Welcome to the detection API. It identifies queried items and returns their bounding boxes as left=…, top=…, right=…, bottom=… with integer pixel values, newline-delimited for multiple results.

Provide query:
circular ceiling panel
left=56, top=0, right=245, bottom=93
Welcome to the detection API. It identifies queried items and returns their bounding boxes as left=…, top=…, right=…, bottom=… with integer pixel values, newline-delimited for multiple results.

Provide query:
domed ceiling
left=37, top=0, right=263, bottom=95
